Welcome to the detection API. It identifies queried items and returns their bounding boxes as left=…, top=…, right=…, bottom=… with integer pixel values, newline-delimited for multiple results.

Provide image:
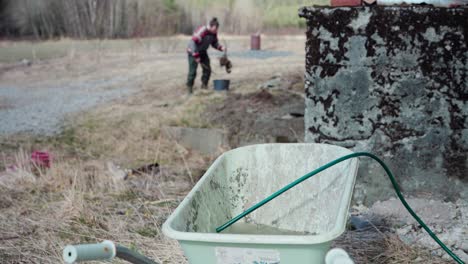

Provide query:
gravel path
left=0, top=76, right=135, bottom=135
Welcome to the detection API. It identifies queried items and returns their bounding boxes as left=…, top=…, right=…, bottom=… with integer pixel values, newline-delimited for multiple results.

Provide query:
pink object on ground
left=31, top=151, right=51, bottom=168
left=331, top=0, right=362, bottom=6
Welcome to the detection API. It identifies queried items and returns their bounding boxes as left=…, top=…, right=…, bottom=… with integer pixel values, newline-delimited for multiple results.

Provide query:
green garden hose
left=216, top=152, right=465, bottom=264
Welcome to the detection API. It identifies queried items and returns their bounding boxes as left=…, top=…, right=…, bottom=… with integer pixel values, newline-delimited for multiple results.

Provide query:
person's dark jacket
left=187, top=25, right=223, bottom=58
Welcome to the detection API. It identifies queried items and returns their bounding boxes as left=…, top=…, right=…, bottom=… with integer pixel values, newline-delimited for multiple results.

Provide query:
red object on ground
left=331, top=0, right=362, bottom=6
left=31, top=151, right=51, bottom=168
left=251, top=34, right=261, bottom=50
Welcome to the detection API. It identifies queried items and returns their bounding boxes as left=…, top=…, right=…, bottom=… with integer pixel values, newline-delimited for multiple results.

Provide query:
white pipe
left=325, top=248, right=355, bottom=264
left=63, top=240, right=116, bottom=264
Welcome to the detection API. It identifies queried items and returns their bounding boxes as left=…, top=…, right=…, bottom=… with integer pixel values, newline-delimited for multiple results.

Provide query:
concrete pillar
left=299, top=6, right=468, bottom=205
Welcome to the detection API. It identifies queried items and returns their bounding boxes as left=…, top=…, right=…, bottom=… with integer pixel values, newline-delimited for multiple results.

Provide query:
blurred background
left=0, top=0, right=324, bottom=39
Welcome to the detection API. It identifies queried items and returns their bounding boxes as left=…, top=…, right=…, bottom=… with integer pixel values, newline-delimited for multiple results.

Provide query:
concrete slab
left=163, top=126, right=229, bottom=156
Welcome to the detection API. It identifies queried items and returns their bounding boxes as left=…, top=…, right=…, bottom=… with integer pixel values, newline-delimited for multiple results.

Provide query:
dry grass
left=333, top=220, right=453, bottom=264
left=0, top=137, right=195, bottom=263
left=380, top=236, right=452, bottom=264
left=0, top=125, right=196, bottom=263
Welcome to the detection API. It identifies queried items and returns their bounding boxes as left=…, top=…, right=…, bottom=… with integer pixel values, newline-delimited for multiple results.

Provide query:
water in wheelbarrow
left=223, top=222, right=317, bottom=236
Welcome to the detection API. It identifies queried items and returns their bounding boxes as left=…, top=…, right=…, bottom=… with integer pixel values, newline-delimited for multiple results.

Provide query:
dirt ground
left=0, top=36, right=457, bottom=263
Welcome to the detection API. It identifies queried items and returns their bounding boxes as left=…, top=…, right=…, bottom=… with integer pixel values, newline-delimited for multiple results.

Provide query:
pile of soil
left=204, top=89, right=305, bottom=147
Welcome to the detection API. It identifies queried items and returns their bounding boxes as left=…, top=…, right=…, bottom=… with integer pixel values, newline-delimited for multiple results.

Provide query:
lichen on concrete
left=300, top=6, right=468, bottom=205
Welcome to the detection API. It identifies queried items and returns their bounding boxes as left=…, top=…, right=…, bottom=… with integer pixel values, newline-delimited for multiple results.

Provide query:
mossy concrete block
left=300, top=6, right=468, bottom=205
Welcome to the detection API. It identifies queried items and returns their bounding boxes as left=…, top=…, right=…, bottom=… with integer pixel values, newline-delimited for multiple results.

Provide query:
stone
left=107, top=162, right=128, bottom=181
left=130, top=163, right=160, bottom=176
left=350, top=215, right=372, bottom=230
left=21, top=59, right=32, bottom=66
left=396, top=225, right=413, bottom=236
left=257, top=76, right=283, bottom=90
left=461, top=241, right=468, bottom=252
left=370, top=198, right=457, bottom=225
left=351, top=204, right=369, bottom=214
left=453, top=250, right=468, bottom=263
left=163, top=126, right=229, bottom=156
left=457, top=199, right=468, bottom=222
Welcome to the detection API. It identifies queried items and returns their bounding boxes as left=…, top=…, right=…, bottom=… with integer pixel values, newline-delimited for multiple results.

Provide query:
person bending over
left=186, top=17, right=225, bottom=94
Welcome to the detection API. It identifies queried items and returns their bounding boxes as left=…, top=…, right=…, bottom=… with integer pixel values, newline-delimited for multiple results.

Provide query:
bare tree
left=1, top=0, right=278, bottom=39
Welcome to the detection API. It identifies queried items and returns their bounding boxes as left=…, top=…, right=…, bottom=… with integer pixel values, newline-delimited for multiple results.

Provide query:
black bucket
left=213, top=79, right=230, bottom=91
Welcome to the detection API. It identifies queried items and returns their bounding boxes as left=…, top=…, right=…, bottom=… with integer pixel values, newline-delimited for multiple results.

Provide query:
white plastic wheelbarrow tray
left=163, top=143, right=359, bottom=264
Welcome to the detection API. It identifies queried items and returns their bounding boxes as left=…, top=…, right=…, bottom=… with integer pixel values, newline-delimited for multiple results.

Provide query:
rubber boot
left=201, top=83, right=208, bottom=90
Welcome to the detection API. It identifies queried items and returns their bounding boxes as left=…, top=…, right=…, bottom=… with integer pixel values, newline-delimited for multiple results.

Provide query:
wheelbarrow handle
left=63, top=240, right=116, bottom=263
left=115, top=245, right=158, bottom=264
left=63, top=241, right=158, bottom=264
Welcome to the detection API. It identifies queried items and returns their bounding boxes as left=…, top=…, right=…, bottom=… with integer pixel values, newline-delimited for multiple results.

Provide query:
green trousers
left=186, top=53, right=211, bottom=93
